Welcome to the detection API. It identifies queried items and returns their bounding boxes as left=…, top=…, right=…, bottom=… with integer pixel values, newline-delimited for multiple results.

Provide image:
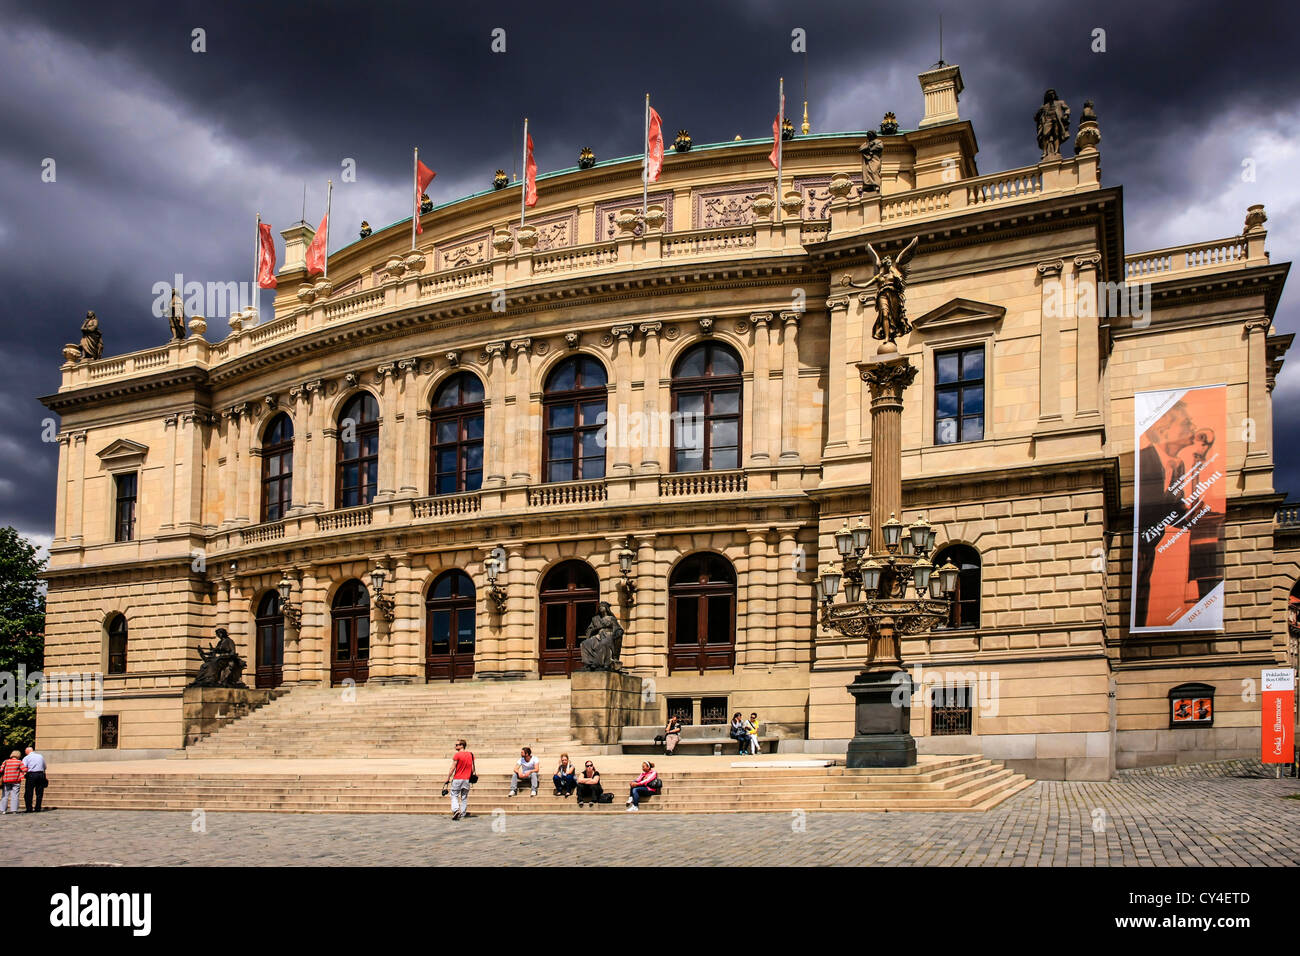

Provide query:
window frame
left=106, top=614, right=128, bottom=675
left=541, top=357, right=608, bottom=484
left=933, top=544, right=981, bottom=630
left=336, top=393, right=381, bottom=508
left=429, top=373, right=486, bottom=496
left=113, top=471, right=137, bottom=542
left=261, top=413, right=294, bottom=523
left=933, top=345, right=986, bottom=446
left=670, top=341, right=743, bottom=473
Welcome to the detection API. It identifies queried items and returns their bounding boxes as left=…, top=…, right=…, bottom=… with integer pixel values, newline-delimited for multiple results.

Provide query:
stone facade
left=38, top=65, right=1295, bottom=778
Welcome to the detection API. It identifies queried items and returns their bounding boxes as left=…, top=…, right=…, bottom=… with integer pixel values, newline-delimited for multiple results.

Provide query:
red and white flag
left=257, top=221, right=277, bottom=288
left=769, top=91, right=785, bottom=169
left=415, top=158, right=436, bottom=234
left=524, top=132, right=537, bottom=208
left=305, top=212, right=328, bottom=276
left=646, top=106, right=664, bottom=182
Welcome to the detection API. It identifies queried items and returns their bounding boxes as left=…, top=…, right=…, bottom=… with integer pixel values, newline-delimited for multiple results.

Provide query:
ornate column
left=825, top=295, right=851, bottom=453
left=389, top=554, right=419, bottom=681
left=70, top=431, right=87, bottom=542
left=779, top=311, right=802, bottom=462
left=510, top=339, right=533, bottom=483
left=1074, top=253, right=1102, bottom=417
left=1245, top=316, right=1273, bottom=469
left=178, top=413, right=205, bottom=530
left=742, top=529, right=771, bottom=666
left=160, top=414, right=178, bottom=530
left=53, top=433, right=71, bottom=543
left=611, top=325, right=635, bottom=475
left=375, top=362, right=400, bottom=500
left=282, top=568, right=302, bottom=684
left=505, top=543, right=528, bottom=677
left=247, top=404, right=267, bottom=525
left=775, top=527, right=799, bottom=665
left=859, top=357, right=918, bottom=553
left=477, top=546, right=506, bottom=677
left=638, top=323, right=663, bottom=473
left=485, top=342, right=508, bottom=487
left=299, top=566, right=326, bottom=685
left=398, top=358, right=420, bottom=496
left=748, top=313, right=773, bottom=465
left=1037, top=259, right=1065, bottom=422
left=233, top=403, right=253, bottom=524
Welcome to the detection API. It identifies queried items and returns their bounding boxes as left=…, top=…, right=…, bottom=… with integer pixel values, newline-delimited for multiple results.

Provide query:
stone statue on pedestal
left=579, top=602, right=625, bottom=671
left=1035, top=89, right=1071, bottom=160
left=168, top=288, right=188, bottom=341
left=841, top=236, right=919, bottom=349
left=190, top=627, right=247, bottom=688
left=79, top=310, right=103, bottom=360
left=858, top=130, right=883, bottom=194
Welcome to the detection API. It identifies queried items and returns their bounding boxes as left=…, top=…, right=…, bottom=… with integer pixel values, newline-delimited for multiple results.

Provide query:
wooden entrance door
left=539, top=561, right=599, bottom=677
left=254, top=591, right=284, bottom=689
left=330, top=579, right=370, bottom=685
left=426, top=570, right=476, bottom=681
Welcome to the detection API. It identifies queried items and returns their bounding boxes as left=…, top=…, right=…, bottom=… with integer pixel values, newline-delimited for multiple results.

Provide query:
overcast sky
left=2, top=0, right=1297, bottom=552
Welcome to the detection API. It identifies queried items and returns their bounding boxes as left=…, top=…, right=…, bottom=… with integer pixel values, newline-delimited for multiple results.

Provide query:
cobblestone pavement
left=2, top=761, right=1297, bottom=866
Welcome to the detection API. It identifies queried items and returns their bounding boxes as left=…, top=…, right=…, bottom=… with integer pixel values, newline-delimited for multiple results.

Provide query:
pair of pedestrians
left=1, top=747, right=47, bottom=814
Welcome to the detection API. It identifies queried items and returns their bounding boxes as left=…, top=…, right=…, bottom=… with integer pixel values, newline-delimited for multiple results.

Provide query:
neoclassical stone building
left=39, top=64, right=1295, bottom=778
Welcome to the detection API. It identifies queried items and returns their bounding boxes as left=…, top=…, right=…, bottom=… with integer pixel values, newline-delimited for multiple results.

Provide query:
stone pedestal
left=182, top=686, right=276, bottom=747
left=570, top=670, right=647, bottom=746
left=845, top=669, right=917, bottom=768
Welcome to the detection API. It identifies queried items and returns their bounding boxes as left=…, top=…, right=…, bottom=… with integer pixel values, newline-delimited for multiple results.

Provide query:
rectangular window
left=930, top=685, right=973, bottom=736
left=934, top=347, right=985, bottom=445
left=700, top=697, right=729, bottom=725
left=114, top=472, right=137, bottom=542
left=98, top=714, right=120, bottom=749
left=666, top=697, right=694, bottom=725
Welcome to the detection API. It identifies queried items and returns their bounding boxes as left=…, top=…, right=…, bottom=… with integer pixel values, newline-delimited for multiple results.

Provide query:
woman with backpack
left=626, top=761, right=660, bottom=812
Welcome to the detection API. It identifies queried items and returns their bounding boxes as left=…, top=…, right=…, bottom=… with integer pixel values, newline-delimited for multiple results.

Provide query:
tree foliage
left=0, top=527, right=46, bottom=751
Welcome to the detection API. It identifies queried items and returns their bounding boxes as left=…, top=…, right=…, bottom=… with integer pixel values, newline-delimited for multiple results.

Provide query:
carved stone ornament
left=345, top=371, right=359, bottom=388
left=735, top=318, right=750, bottom=334
left=663, top=325, right=679, bottom=340
left=828, top=172, right=855, bottom=199
left=780, top=190, right=805, bottom=215
left=516, top=225, right=539, bottom=250
left=615, top=208, right=640, bottom=235
left=564, top=331, right=580, bottom=349
left=1244, top=204, right=1268, bottom=233
left=535, top=340, right=550, bottom=356
left=492, top=229, right=514, bottom=254
left=296, top=284, right=317, bottom=303
left=859, top=356, right=920, bottom=397
left=385, top=257, right=407, bottom=278
left=446, top=350, right=460, bottom=366
left=264, top=394, right=277, bottom=409
left=403, top=250, right=427, bottom=273
left=644, top=204, right=667, bottom=230
left=699, top=317, right=715, bottom=335
left=313, top=279, right=333, bottom=297
left=62, top=343, right=82, bottom=364
left=228, top=312, right=244, bottom=333
left=751, top=195, right=776, bottom=219
left=188, top=315, right=208, bottom=337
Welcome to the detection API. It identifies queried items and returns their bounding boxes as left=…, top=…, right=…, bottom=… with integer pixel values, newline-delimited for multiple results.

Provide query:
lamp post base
left=845, top=668, right=917, bottom=769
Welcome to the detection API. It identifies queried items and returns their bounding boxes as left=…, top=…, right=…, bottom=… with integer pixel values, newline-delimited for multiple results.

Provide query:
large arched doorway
left=426, top=570, right=476, bottom=681
left=539, top=560, right=600, bottom=676
left=668, top=552, right=736, bottom=673
left=254, top=591, right=285, bottom=688
left=330, top=579, right=370, bottom=685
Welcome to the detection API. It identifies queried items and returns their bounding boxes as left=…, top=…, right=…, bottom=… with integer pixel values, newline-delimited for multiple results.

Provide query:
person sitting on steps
left=553, top=753, right=577, bottom=797
left=663, top=714, right=682, bottom=756
left=509, top=746, right=539, bottom=797
left=576, top=761, right=602, bottom=806
left=626, top=761, right=660, bottom=812
left=730, top=712, right=750, bottom=755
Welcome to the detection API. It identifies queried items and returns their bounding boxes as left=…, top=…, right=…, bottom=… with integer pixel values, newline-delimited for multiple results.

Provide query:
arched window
left=430, top=373, right=485, bottom=495
left=934, top=544, right=981, bottom=629
left=254, top=591, right=284, bottom=689
left=668, top=553, right=736, bottom=673
left=330, top=580, right=370, bottom=685
left=426, top=570, right=476, bottom=681
left=542, top=356, right=607, bottom=483
left=107, top=614, right=128, bottom=674
left=539, top=560, right=600, bottom=677
left=261, top=413, right=294, bottom=522
left=337, top=393, right=380, bottom=508
left=672, top=342, right=742, bottom=472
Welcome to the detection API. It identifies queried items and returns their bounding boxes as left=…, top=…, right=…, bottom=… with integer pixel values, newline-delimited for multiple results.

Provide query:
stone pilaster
left=282, top=568, right=302, bottom=685
left=510, top=339, right=533, bottom=482
left=1037, top=259, right=1065, bottom=422
left=748, top=312, right=773, bottom=465
left=611, top=325, right=635, bottom=475
left=779, top=311, right=802, bottom=462
left=398, top=358, right=420, bottom=495
left=1074, top=252, right=1102, bottom=417
left=484, top=342, right=508, bottom=487
left=161, top=413, right=178, bottom=530
left=776, top=527, right=799, bottom=665
left=304, top=380, right=325, bottom=509
left=505, top=543, right=528, bottom=677
left=825, top=295, right=851, bottom=453
left=53, top=433, right=70, bottom=543
left=69, top=431, right=86, bottom=542
left=743, top=528, right=772, bottom=666
left=638, top=323, right=663, bottom=473
left=375, top=363, right=400, bottom=500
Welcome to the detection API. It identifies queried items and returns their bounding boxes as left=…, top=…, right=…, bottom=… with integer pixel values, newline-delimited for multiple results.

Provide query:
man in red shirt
left=444, top=739, right=475, bottom=820
left=1, top=750, right=25, bottom=814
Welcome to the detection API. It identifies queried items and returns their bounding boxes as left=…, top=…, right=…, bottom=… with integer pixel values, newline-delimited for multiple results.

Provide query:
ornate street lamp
left=484, top=552, right=508, bottom=614
left=816, top=235, right=964, bottom=768
left=278, top=572, right=302, bottom=629
left=369, top=565, right=395, bottom=623
left=617, top=540, right=638, bottom=606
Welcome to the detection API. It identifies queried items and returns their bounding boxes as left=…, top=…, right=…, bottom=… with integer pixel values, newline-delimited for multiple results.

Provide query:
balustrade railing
left=527, top=479, right=608, bottom=507
left=316, top=505, right=373, bottom=531
left=1278, top=505, right=1300, bottom=528
left=658, top=470, right=748, bottom=497
left=411, top=492, right=482, bottom=518
left=1125, top=237, right=1250, bottom=280
left=240, top=520, right=285, bottom=544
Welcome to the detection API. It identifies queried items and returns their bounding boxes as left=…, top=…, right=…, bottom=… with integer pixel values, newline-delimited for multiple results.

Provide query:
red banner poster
left=1262, top=668, right=1294, bottom=764
left=1130, top=384, right=1227, bottom=632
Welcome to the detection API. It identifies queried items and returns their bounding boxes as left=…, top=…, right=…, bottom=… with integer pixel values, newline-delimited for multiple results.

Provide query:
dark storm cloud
left=1, top=0, right=1298, bottom=545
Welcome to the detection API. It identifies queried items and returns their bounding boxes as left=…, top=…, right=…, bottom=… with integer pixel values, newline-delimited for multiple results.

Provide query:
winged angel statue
left=840, top=236, right=919, bottom=348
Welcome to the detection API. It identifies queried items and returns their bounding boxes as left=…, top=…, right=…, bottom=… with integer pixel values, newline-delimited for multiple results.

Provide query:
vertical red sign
left=1261, top=668, right=1295, bottom=764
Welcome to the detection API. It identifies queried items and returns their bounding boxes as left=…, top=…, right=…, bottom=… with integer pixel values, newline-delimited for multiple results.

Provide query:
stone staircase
left=176, top=680, right=582, bottom=759
left=51, top=756, right=1033, bottom=814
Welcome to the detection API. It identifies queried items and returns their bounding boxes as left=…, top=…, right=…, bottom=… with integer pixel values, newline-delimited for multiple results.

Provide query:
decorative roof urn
left=578, top=146, right=596, bottom=169
left=879, top=111, right=899, bottom=135
left=751, top=194, right=775, bottom=219
left=493, top=169, right=509, bottom=190
left=673, top=129, right=692, bottom=153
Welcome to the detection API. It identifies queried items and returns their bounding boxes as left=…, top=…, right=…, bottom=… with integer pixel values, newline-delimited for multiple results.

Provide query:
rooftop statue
left=79, top=310, right=103, bottom=361
left=168, top=287, right=188, bottom=341
left=1035, top=89, right=1071, bottom=161
left=858, top=129, right=884, bottom=194
left=841, top=236, right=920, bottom=351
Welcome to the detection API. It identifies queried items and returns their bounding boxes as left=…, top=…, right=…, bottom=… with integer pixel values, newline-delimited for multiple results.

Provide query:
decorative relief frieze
left=436, top=230, right=493, bottom=271
left=512, top=210, right=578, bottom=252
left=596, top=192, right=674, bottom=240
left=692, top=182, right=774, bottom=229
left=794, top=175, right=862, bottom=219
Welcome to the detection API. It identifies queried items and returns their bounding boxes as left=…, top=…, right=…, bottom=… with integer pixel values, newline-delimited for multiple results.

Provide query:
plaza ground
left=3, top=760, right=1297, bottom=866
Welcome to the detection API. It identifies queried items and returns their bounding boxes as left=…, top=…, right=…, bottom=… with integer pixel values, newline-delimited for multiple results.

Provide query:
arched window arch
left=671, top=341, right=742, bottom=472
left=261, top=413, right=294, bottom=522
left=934, top=544, right=981, bottom=629
left=330, top=580, right=370, bottom=685
left=542, top=356, right=607, bottom=483
left=539, top=560, right=600, bottom=676
left=426, top=570, right=476, bottom=681
left=107, top=614, right=128, bottom=675
left=668, top=552, right=736, bottom=673
left=337, top=393, right=380, bottom=508
left=430, top=373, right=485, bottom=495
left=254, top=591, right=284, bottom=688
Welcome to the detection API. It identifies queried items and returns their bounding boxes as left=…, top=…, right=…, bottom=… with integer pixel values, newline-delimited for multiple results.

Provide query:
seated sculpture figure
left=191, top=627, right=248, bottom=688
left=579, top=602, right=625, bottom=671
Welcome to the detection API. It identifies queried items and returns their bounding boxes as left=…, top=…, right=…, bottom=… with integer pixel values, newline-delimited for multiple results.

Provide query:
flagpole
left=253, top=212, right=261, bottom=319
left=520, top=118, right=529, bottom=227
left=412, top=147, right=419, bottom=251
left=776, top=77, right=784, bottom=224
left=324, top=179, right=333, bottom=280
left=643, top=93, right=650, bottom=219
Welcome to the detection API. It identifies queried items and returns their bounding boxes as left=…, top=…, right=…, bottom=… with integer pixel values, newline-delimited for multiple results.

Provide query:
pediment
left=911, top=297, right=1006, bottom=332
left=96, top=438, right=149, bottom=469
